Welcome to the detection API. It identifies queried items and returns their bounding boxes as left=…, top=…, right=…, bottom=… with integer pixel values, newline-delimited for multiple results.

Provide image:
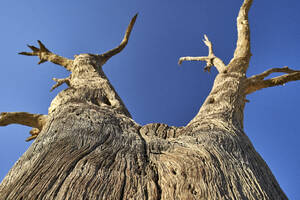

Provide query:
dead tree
left=0, top=0, right=298, bottom=199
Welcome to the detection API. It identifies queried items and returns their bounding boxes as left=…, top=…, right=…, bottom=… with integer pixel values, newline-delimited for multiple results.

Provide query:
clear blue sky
left=0, top=0, right=299, bottom=198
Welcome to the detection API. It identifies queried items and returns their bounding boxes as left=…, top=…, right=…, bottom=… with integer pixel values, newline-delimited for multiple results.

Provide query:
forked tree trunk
left=1, top=1, right=299, bottom=199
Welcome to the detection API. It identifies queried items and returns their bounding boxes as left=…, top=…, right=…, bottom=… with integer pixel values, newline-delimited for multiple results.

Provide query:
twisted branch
left=178, top=35, right=226, bottom=73
left=19, top=14, right=138, bottom=71
left=0, top=112, right=48, bottom=141
left=245, top=66, right=300, bottom=94
left=100, top=13, right=138, bottom=61
left=19, top=40, right=73, bottom=71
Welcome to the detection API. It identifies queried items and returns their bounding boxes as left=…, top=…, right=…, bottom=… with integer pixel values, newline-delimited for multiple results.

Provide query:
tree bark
left=0, top=1, right=298, bottom=199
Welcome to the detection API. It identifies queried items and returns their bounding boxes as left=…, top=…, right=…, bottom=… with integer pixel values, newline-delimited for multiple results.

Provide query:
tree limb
left=19, top=40, right=73, bottom=71
left=0, top=112, right=48, bottom=141
left=50, top=77, right=71, bottom=92
left=100, top=13, right=138, bottom=61
left=247, top=66, right=299, bottom=81
left=233, top=0, right=252, bottom=59
left=228, top=0, right=253, bottom=72
left=245, top=67, right=300, bottom=94
left=178, top=35, right=226, bottom=73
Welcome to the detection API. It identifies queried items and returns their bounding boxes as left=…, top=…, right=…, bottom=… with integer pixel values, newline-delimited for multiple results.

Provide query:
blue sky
left=0, top=0, right=299, bottom=198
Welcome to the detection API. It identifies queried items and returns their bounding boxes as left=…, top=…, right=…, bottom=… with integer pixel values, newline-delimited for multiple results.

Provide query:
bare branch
left=203, top=34, right=214, bottom=57
left=228, top=0, right=253, bottom=72
left=247, top=66, right=299, bottom=81
left=233, top=0, right=252, bottom=59
left=19, top=40, right=73, bottom=71
left=50, top=77, right=71, bottom=92
left=178, top=35, right=226, bottom=73
left=100, top=13, right=138, bottom=60
left=26, top=134, right=38, bottom=142
left=0, top=112, right=48, bottom=141
left=245, top=67, right=300, bottom=94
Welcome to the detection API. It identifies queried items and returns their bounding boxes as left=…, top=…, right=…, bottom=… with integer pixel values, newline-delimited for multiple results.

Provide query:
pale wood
left=0, top=112, right=47, bottom=141
left=0, top=1, right=296, bottom=199
left=101, top=14, right=138, bottom=60
left=245, top=67, right=300, bottom=94
left=229, top=0, right=252, bottom=73
left=178, top=35, right=226, bottom=73
left=19, top=40, right=73, bottom=71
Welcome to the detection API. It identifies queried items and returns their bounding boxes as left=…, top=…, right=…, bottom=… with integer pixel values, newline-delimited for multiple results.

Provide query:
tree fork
left=178, top=35, right=226, bottom=73
left=0, top=1, right=298, bottom=200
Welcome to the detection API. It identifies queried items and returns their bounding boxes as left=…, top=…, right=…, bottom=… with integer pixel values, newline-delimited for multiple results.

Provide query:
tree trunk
left=1, top=1, right=298, bottom=199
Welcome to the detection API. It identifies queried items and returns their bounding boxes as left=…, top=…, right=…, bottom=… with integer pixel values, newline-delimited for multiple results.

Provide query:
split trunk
left=1, top=1, right=298, bottom=199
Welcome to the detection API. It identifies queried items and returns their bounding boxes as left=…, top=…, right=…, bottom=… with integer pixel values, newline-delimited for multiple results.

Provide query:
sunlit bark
left=0, top=1, right=296, bottom=199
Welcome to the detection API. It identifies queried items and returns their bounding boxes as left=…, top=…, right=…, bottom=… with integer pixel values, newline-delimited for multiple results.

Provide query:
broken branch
left=19, top=40, right=73, bottom=71
left=178, top=35, right=226, bottom=73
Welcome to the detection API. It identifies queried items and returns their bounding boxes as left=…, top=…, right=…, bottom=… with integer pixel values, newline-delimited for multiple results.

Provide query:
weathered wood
left=178, top=35, right=226, bottom=73
left=0, top=1, right=297, bottom=199
left=0, top=112, right=47, bottom=141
